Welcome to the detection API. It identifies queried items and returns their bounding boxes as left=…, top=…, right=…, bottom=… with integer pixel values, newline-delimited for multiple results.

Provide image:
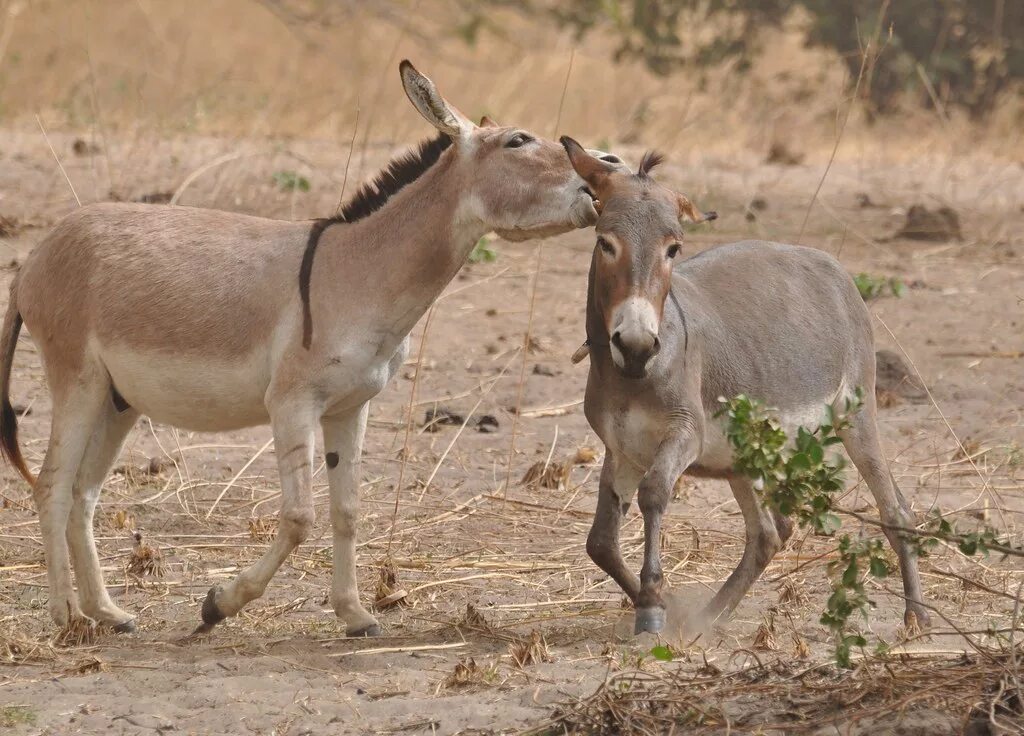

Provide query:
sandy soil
left=1, top=129, right=1023, bottom=735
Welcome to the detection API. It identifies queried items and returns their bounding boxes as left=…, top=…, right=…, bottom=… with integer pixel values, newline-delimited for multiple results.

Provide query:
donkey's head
left=400, top=61, right=615, bottom=241
left=561, top=136, right=716, bottom=379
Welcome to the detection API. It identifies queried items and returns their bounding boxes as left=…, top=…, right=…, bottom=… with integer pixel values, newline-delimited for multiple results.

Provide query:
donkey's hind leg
left=839, top=401, right=930, bottom=627
left=34, top=364, right=111, bottom=627
left=67, top=396, right=139, bottom=631
left=699, top=476, right=784, bottom=625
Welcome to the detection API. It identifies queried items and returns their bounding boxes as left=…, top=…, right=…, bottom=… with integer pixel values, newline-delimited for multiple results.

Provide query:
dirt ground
left=1, top=127, right=1023, bottom=735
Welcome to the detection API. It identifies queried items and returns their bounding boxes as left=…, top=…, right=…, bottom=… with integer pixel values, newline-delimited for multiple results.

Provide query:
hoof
left=201, top=585, right=227, bottom=627
left=346, top=622, right=381, bottom=638
left=905, top=607, right=931, bottom=631
left=634, top=606, right=666, bottom=635
left=112, top=618, right=137, bottom=634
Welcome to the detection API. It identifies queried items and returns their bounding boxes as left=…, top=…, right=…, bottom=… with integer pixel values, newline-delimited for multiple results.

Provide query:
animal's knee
left=753, top=529, right=783, bottom=567
left=281, top=507, right=315, bottom=545
left=586, top=530, right=613, bottom=566
left=774, top=514, right=794, bottom=545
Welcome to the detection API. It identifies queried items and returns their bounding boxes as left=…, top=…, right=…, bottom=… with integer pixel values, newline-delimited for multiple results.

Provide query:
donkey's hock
left=0, top=61, right=610, bottom=636
left=562, top=140, right=929, bottom=635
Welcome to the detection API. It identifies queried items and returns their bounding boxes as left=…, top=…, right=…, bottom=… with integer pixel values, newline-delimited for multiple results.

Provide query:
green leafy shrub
left=853, top=272, right=904, bottom=301
left=271, top=170, right=310, bottom=192
left=718, top=391, right=1022, bottom=667
left=468, top=236, right=498, bottom=263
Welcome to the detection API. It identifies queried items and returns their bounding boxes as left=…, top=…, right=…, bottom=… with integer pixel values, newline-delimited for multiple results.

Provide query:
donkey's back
left=19, top=202, right=304, bottom=353
left=675, top=240, right=874, bottom=417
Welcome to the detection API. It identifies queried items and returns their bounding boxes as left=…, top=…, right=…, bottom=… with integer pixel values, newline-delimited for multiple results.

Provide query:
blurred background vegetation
left=0, top=0, right=1020, bottom=159
left=471, top=0, right=1023, bottom=118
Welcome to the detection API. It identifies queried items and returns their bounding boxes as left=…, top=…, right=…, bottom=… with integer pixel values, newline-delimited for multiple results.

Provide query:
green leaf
left=841, top=557, right=859, bottom=587
left=818, top=513, right=842, bottom=535
left=468, top=237, right=498, bottom=263
left=869, top=556, right=890, bottom=578
left=649, top=645, right=674, bottom=662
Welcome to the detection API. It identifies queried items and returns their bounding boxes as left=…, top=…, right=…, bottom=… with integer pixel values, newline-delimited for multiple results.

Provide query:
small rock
left=895, top=204, right=962, bottom=241
left=423, top=407, right=464, bottom=432
left=749, top=197, right=767, bottom=211
left=532, top=363, right=556, bottom=377
left=135, top=191, right=173, bottom=205
left=875, top=349, right=927, bottom=405
left=0, top=215, right=18, bottom=238
left=476, top=415, right=500, bottom=433
left=71, top=138, right=101, bottom=156
left=855, top=192, right=877, bottom=208
left=766, top=142, right=804, bottom=166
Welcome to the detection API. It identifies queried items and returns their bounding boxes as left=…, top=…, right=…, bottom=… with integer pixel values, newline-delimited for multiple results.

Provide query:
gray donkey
left=560, top=137, right=929, bottom=635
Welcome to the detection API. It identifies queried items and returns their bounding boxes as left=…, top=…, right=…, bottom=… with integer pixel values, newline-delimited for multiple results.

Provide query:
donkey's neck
left=318, top=148, right=488, bottom=342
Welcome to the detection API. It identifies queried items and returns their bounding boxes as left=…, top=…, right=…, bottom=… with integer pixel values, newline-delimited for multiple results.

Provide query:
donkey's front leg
left=634, top=431, right=699, bottom=634
left=199, top=401, right=317, bottom=630
left=586, top=452, right=643, bottom=603
left=321, top=403, right=380, bottom=637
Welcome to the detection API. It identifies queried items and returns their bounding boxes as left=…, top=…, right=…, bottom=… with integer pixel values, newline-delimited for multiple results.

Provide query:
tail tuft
left=0, top=283, right=34, bottom=487
left=0, top=397, right=33, bottom=486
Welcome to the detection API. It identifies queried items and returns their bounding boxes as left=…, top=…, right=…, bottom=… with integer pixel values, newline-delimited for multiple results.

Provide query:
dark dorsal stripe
left=300, top=218, right=333, bottom=349
left=299, top=132, right=453, bottom=349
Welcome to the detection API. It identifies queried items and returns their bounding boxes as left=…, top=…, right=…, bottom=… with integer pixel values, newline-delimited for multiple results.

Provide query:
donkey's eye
left=667, top=243, right=682, bottom=259
left=597, top=237, right=615, bottom=256
left=505, top=133, right=532, bottom=149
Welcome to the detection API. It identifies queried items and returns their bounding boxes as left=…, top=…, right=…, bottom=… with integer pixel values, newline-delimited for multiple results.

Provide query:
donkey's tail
left=0, top=273, right=34, bottom=487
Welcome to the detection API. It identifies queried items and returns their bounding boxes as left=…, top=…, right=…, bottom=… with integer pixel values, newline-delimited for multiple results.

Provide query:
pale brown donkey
left=560, top=137, right=929, bottom=635
left=0, top=61, right=608, bottom=637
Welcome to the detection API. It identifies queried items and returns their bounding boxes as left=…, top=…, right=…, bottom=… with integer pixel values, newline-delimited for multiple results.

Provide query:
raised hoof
left=634, top=606, right=666, bottom=635
left=112, top=618, right=137, bottom=634
left=201, top=585, right=227, bottom=627
left=346, top=623, right=381, bottom=638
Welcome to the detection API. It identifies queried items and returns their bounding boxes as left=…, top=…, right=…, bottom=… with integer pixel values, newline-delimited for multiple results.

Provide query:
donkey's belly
left=103, top=346, right=271, bottom=431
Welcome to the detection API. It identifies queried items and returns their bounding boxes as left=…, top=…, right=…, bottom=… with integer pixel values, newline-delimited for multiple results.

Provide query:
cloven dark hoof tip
left=346, top=623, right=381, bottom=638
left=112, top=618, right=137, bottom=634
left=634, top=607, right=667, bottom=635
left=201, top=586, right=227, bottom=626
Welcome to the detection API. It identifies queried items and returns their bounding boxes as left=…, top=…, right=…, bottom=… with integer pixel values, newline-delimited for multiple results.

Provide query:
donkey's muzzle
left=611, top=330, right=660, bottom=379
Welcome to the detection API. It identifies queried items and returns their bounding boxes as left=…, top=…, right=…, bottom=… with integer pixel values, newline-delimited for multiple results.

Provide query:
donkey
left=559, top=138, right=930, bottom=635
left=0, top=61, right=610, bottom=637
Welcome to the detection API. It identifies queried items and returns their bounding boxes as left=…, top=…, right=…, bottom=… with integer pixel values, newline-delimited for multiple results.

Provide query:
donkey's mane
left=300, top=131, right=454, bottom=348
left=335, top=132, right=454, bottom=224
left=637, top=150, right=665, bottom=178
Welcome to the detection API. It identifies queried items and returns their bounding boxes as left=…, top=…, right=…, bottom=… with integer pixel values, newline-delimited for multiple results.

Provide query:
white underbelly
left=601, top=401, right=837, bottom=476
left=700, top=402, right=837, bottom=471
left=103, top=345, right=271, bottom=431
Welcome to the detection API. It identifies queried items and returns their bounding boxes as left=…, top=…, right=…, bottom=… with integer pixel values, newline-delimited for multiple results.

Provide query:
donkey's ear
left=479, top=115, right=500, bottom=128
left=560, top=136, right=617, bottom=193
left=400, top=60, right=473, bottom=139
left=677, top=193, right=717, bottom=224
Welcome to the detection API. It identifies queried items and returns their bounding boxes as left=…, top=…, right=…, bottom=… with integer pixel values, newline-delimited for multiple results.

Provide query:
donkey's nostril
left=611, top=331, right=624, bottom=350
left=651, top=336, right=661, bottom=355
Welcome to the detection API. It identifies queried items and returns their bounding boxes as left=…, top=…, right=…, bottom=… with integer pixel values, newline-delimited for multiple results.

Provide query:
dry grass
left=528, top=645, right=1024, bottom=735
